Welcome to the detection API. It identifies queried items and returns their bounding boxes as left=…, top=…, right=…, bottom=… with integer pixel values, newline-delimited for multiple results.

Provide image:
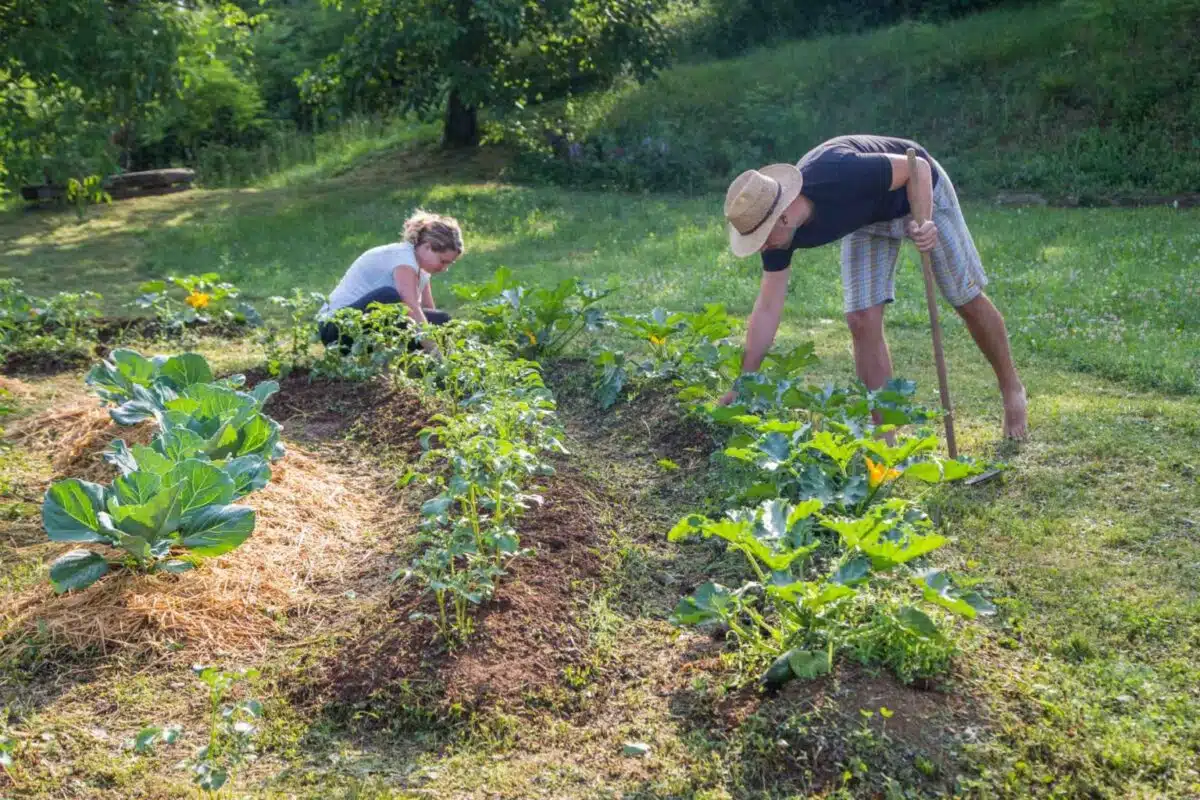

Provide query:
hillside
left=509, top=0, right=1200, bottom=198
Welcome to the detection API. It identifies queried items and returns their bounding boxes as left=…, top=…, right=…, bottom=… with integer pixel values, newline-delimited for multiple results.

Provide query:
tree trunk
left=442, top=88, right=479, bottom=149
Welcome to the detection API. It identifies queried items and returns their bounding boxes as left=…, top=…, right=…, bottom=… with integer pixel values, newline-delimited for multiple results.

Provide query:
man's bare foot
left=1002, top=385, right=1028, bottom=440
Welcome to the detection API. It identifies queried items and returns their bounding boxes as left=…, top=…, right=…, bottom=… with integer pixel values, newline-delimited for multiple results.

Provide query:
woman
left=317, top=210, right=464, bottom=348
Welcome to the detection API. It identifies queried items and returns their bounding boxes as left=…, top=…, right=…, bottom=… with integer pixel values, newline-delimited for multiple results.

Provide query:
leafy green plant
left=0, top=279, right=102, bottom=367
left=133, top=273, right=259, bottom=338
left=592, top=304, right=742, bottom=408
left=131, top=723, right=182, bottom=754
left=454, top=267, right=611, bottom=359
left=86, top=349, right=237, bottom=422
left=65, top=174, right=111, bottom=220
left=259, top=289, right=325, bottom=377
left=188, top=665, right=263, bottom=794
left=312, top=303, right=420, bottom=381
left=42, top=462, right=258, bottom=593
left=669, top=496, right=994, bottom=688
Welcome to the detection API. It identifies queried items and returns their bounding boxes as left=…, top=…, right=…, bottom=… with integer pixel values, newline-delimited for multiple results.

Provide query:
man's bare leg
left=846, top=304, right=897, bottom=441
left=846, top=303, right=892, bottom=390
left=954, top=293, right=1028, bottom=439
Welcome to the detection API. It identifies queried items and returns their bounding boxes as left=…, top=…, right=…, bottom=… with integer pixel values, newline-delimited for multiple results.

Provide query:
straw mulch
left=2, top=438, right=408, bottom=660
left=5, top=402, right=158, bottom=482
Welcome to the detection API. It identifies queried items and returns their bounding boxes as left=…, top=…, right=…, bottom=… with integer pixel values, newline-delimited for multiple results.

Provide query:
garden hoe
left=905, top=148, right=959, bottom=460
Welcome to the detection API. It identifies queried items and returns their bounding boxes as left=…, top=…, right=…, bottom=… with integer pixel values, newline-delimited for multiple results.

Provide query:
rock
left=994, top=191, right=1049, bottom=206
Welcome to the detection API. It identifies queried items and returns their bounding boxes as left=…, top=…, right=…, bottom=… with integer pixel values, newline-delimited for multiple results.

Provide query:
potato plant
left=396, top=326, right=567, bottom=645
left=0, top=278, right=102, bottom=367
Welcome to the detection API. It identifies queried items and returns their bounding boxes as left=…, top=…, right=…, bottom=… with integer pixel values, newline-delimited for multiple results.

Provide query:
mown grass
left=2, top=156, right=1196, bottom=394
left=1, top=148, right=1198, bottom=797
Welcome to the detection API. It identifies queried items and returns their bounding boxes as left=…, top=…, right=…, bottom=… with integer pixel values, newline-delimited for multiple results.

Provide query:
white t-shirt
left=318, top=243, right=430, bottom=320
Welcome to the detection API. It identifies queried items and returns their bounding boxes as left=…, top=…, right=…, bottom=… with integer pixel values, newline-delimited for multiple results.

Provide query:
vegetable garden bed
left=0, top=268, right=1022, bottom=797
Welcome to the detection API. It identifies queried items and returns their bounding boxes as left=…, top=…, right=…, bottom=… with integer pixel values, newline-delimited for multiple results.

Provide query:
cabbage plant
left=43, top=461, right=257, bottom=593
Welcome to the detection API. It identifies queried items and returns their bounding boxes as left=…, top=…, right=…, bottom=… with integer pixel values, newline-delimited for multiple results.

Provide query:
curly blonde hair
left=402, top=210, right=465, bottom=254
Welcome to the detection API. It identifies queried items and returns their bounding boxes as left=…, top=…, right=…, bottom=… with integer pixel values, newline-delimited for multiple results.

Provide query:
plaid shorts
left=840, top=165, right=987, bottom=314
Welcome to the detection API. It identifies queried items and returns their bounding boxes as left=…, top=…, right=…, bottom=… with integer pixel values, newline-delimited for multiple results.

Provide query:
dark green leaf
left=43, top=479, right=108, bottom=542
left=166, top=459, right=235, bottom=516
left=49, top=549, right=110, bottom=593
left=179, top=505, right=255, bottom=556
left=787, top=648, right=832, bottom=679
left=224, top=456, right=271, bottom=498
left=112, top=471, right=162, bottom=506
left=159, top=353, right=213, bottom=389
left=896, top=606, right=941, bottom=639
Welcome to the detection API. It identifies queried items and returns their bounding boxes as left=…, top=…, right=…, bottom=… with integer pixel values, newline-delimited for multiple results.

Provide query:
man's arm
left=742, top=267, right=790, bottom=372
left=717, top=268, right=790, bottom=405
left=884, top=153, right=937, bottom=251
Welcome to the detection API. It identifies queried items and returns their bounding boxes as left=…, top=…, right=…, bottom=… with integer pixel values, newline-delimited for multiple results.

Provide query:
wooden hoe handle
left=905, top=148, right=958, bottom=458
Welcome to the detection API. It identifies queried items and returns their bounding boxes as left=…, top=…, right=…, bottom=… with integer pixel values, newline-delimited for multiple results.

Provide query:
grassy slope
left=514, top=0, right=1200, bottom=197
left=1, top=158, right=1199, bottom=795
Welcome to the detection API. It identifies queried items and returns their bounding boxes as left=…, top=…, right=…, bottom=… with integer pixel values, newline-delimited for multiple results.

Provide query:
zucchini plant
left=452, top=267, right=611, bottom=359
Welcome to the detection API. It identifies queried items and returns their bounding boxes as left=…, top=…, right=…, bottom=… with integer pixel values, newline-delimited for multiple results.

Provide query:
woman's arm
left=420, top=280, right=435, bottom=310
left=392, top=267, right=429, bottom=324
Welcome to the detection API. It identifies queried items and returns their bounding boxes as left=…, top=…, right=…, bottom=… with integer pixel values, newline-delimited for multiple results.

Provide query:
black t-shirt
left=761, top=135, right=940, bottom=272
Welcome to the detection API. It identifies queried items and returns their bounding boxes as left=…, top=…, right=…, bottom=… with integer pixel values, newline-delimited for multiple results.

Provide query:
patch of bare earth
left=303, top=465, right=606, bottom=712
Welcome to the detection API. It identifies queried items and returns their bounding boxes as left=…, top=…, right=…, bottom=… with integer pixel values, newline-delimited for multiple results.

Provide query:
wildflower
left=864, top=457, right=901, bottom=489
left=185, top=292, right=211, bottom=310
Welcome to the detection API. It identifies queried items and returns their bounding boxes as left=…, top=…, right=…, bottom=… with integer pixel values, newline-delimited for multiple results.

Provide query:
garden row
left=0, top=273, right=259, bottom=372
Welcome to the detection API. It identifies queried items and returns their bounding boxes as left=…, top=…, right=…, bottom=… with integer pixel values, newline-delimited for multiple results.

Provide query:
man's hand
left=906, top=219, right=939, bottom=252
left=716, top=390, right=736, bottom=407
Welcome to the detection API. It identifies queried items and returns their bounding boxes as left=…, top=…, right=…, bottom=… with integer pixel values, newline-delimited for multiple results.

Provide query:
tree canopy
left=301, top=0, right=669, bottom=146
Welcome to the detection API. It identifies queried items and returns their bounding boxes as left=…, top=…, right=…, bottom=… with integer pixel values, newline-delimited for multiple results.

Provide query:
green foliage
left=259, top=290, right=326, bottom=378
left=304, top=0, right=671, bottom=146
left=678, top=0, right=1022, bottom=60
left=452, top=266, right=612, bottom=359
left=43, top=469, right=255, bottom=592
left=668, top=353, right=995, bottom=687
left=45, top=348, right=282, bottom=592
left=0, top=278, right=102, bottom=368
left=188, top=665, right=263, bottom=793
left=592, top=304, right=741, bottom=408
left=506, top=0, right=1200, bottom=197
left=0, top=0, right=188, bottom=192
left=64, top=175, right=111, bottom=220
left=133, top=272, right=260, bottom=338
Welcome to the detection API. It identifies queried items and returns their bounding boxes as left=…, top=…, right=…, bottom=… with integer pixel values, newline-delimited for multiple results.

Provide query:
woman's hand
left=716, top=390, right=736, bottom=407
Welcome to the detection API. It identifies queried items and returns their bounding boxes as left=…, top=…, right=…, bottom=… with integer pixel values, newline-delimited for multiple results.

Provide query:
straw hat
left=724, top=164, right=803, bottom=257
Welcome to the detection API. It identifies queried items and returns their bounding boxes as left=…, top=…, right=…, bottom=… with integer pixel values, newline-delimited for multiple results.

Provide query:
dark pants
left=318, top=286, right=451, bottom=347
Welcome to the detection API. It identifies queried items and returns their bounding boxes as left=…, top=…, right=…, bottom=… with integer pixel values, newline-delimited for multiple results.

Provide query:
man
left=720, top=134, right=1027, bottom=439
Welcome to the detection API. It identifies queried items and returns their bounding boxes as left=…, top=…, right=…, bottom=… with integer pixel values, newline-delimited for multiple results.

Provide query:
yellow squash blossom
left=649, top=334, right=667, bottom=346
left=185, top=291, right=211, bottom=310
left=864, top=456, right=901, bottom=489
left=525, top=329, right=537, bottom=345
